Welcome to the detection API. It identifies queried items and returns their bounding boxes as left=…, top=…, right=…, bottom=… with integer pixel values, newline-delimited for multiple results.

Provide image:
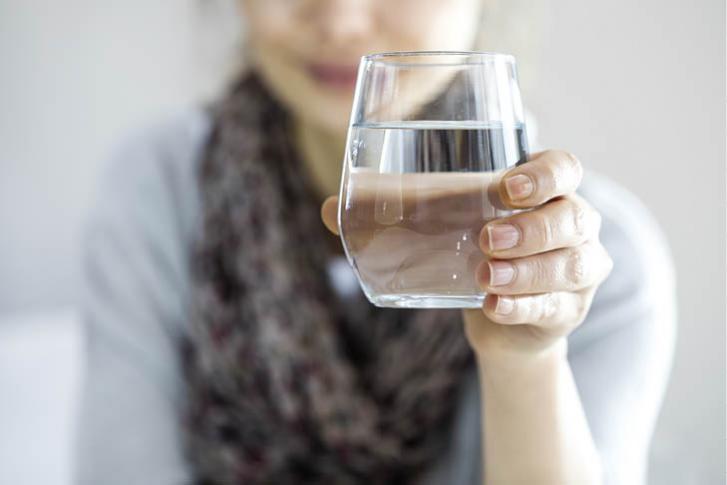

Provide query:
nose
left=307, top=0, right=375, bottom=46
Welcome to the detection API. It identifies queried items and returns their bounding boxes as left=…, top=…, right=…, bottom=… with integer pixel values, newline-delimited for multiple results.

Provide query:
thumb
left=320, top=195, right=340, bottom=235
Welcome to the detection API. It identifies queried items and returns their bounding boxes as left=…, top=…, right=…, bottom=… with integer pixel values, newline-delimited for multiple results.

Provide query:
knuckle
left=532, top=253, right=554, bottom=288
left=537, top=212, right=556, bottom=247
left=574, top=292, right=593, bottom=326
left=565, top=246, right=588, bottom=288
left=593, top=242, right=613, bottom=279
left=519, top=294, right=536, bottom=321
left=543, top=162, right=560, bottom=194
left=554, top=151, right=583, bottom=192
left=540, top=293, right=559, bottom=321
left=564, top=151, right=583, bottom=177
left=569, top=199, right=588, bottom=240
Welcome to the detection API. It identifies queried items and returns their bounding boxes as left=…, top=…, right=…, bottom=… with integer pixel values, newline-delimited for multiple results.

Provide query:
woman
left=76, top=1, right=676, bottom=484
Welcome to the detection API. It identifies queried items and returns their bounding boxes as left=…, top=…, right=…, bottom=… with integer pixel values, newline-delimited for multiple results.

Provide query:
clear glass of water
left=338, top=51, right=528, bottom=309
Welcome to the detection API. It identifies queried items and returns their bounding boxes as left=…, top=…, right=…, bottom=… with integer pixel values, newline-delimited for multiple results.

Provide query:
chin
left=303, top=90, right=354, bottom=135
left=308, top=107, right=352, bottom=135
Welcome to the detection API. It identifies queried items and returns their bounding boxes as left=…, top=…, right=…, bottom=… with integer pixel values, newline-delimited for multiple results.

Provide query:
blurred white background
left=0, top=1, right=724, bottom=484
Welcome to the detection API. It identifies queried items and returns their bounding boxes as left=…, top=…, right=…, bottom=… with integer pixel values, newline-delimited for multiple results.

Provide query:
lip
left=306, top=62, right=359, bottom=91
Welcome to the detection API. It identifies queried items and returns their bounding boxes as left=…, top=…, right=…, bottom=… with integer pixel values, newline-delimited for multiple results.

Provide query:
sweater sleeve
left=420, top=170, right=676, bottom=485
left=567, top=170, right=677, bottom=485
left=74, top=113, right=208, bottom=485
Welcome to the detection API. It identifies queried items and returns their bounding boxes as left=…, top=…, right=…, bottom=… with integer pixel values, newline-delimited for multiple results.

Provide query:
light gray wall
left=531, top=1, right=725, bottom=483
left=0, top=1, right=723, bottom=484
left=0, top=1, right=205, bottom=312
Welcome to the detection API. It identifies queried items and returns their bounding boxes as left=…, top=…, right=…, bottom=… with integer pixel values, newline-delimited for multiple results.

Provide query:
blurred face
left=240, top=0, right=482, bottom=135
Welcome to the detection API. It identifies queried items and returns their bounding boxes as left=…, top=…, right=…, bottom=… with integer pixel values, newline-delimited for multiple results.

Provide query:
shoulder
left=87, top=107, right=211, bottom=250
left=572, top=169, right=677, bottom=344
left=95, top=107, right=211, bottom=217
left=580, top=169, right=675, bottom=295
left=82, top=108, right=213, bottom=338
left=76, top=111, right=210, bottom=484
left=568, top=171, right=676, bottom=483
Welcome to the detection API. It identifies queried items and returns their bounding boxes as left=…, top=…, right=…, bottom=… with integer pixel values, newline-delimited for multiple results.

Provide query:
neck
left=294, top=117, right=346, bottom=199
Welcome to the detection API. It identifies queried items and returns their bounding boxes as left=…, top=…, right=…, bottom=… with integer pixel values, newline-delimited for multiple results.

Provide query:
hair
left=192, top=0, right=548, bottom=101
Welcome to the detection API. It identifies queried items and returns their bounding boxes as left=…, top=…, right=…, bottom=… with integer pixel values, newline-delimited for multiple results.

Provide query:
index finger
left=498, top=150, right=583, bottom=209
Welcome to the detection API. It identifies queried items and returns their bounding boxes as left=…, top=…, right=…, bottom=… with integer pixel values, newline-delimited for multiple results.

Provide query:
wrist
left=476, top=337, right=569, bottom=375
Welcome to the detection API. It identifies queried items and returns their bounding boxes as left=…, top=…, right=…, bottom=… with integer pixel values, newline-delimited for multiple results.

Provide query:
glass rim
left=362, top=50, right=515, bottom=66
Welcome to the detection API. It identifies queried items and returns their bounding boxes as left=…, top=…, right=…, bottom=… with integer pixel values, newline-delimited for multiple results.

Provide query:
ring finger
left=476, top=240, right=612, bottom=295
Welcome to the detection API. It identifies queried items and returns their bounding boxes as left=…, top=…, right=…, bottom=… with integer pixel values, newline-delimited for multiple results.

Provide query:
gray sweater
left=75, top=109, right=676, bottom=485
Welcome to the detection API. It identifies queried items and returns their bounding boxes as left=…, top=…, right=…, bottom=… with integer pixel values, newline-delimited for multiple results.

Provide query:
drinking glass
left=338, top=51, right=528, bottom=308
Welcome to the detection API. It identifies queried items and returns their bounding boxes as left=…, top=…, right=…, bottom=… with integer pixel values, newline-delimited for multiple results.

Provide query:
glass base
left=369, top=293, right=485, bottom=309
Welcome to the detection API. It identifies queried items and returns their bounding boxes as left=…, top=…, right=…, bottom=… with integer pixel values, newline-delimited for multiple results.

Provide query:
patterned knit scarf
left=183, top=74, right=474, bottom=484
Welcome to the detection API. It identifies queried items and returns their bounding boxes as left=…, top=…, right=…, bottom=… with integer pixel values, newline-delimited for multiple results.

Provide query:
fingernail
left=487, top=224, right=520, bottom=251
left=486, top=261, right=515, bottom=286
left=495, top=296, right=515, bottom=315
left=505, top=174, right=534, bottom=200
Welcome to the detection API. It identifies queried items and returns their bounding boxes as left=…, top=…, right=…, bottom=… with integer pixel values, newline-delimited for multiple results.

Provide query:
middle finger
left=479, top=194, right=601, bottom=258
